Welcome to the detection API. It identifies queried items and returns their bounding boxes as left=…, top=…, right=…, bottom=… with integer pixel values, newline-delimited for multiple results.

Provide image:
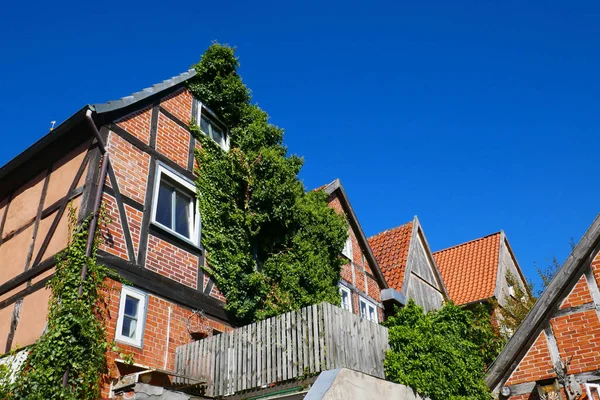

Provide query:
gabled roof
left=320, top=179, right=388, bottom=290
left=486, top=214, right=600, bottom=389
left=433, top=232, right=502, bottom=305
left=367, top=221, right=413, bottom=291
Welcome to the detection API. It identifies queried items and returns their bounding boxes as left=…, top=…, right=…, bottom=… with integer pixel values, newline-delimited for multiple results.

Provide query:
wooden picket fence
left=174, top=302, right=389, bottom=397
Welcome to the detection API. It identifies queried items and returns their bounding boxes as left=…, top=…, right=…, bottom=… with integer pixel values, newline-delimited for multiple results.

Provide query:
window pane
left=200, top=116, right=210, bottom=135
left=369, top=305, right=376, bottom=322
left=360, top=301, right=367, bottom=318
left=212, top=125, right=224, bottom=146
left=175, top=191, right=191, bottom=238
left=124, top=295, right=139, bottom=318
left=156, top=181, right=173, bottom=228
left=122, top=316, right=137, bottom=338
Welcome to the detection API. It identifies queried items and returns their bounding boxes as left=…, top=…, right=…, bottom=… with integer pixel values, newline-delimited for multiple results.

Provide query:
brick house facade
left=319, top=179, right=392, bottom=323
left=486, top=215, right=600, bottom=399
left=0, top=70, right=234, bottom=396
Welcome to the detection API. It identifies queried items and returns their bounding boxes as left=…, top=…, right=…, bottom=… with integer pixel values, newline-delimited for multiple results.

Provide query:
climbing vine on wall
left=188, top=43, right=348, bottom=324
left=2, top=205, right=112, bottom=399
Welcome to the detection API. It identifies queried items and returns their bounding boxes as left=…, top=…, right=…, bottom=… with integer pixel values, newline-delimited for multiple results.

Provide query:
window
left=151, top=163, right=201, bottom=245
left=342, top=233, right=353, bottom=260
left=339, top=286, right=352, bottom=312
left=359, top=296, right=378, bottom=323
left=585, top=383, right=600, bottom=399
left=508, top=283, right=516, bottom=298
left=115, top=286, right=147, bottom=347
left=195, top=101, right=229, bottom=150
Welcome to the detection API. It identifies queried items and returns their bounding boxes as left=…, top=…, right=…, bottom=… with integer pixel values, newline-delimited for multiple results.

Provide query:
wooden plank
left=312, top=304, right=319, bottom=373
left=306, top=306, right=313, bottom=373
left=290, top=310, right=297, bottom=379
left=215, top=334, right=222, bottom=396
left=282, top=312, right=288, bottom=381
left=266, top=316, right=271, bottom=385
left=318, top=304, right=325, bottom=372
left=324, top=303, right=333, bottom=369
left=276, top=313, right=283, bottom=382
left=246, top=323, right=252, bottom=390
left=241, top=325, right=247, bottom=391
left=222, top=332, right=228, bottom=395
left=250, top=322, right=256, bottom=389
left=256, top=319, right=260, bottom=387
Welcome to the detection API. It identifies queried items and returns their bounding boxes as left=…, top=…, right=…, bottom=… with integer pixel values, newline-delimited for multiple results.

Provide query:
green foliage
left=384, top=300, right=504, bottom=400
left=495, top=272, right=536, bottom=338
left=188, top=43, right=348, bottom=323
left=535, top=256, right=561, bottom=296
left=3, top=206, right=111, bottom=399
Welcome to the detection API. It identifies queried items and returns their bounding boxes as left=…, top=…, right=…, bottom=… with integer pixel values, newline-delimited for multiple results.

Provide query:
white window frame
left=359, top=296, right=378, bottom=323
left=586, top=383, right=600, bottom=399
left=194, top=100, right=229, bottom=151
left=115, top=286, right=148, bottom=347
left=339, top=285, right=352, bottom=312
left=151, top=163, right=201, bottom=246
left=342, top=231, right=353, bottom=261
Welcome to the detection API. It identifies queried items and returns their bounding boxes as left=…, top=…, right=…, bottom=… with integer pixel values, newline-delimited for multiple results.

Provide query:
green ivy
left=2, top=205, right=111, bottom=399
left=188, top=43, right=348, bottom=324
left=383, top=300, right=505, bottom=400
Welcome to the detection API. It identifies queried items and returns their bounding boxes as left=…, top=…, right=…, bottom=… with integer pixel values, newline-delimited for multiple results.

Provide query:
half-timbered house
left=0, top=69, right=235, bottom=395
left=319, top=179, right=398, bottom=323
left=486, top=215, right=600, bottom=399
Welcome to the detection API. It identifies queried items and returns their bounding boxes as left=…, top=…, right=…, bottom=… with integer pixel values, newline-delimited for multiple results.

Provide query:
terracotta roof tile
left=433, top=232, right=501, bottom=305
left=368, top=222, right=414, bottom=292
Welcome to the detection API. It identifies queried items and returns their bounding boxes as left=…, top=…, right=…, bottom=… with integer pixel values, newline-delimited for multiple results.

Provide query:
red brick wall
left=155, top=112, right=190, bottom=169
left=327, top=192, right=383, bottom=320
left=102, top=278, right=231, bottom=396
left=506, top=331, right=554, bottom=385
left=502, top=254, right=600, bottom=397
left=161, top=88, right=193, bottom=125
left=106, top=132, right=150, bottom=205
left=99, top=193, right=129, bottom=261
left=145, top=235, right=198, bottom=289
left=560, top=275, right=593, bottom=309
left=116, top=106, right=152, bottom=145
left=551, top=309, right=600, bottom=375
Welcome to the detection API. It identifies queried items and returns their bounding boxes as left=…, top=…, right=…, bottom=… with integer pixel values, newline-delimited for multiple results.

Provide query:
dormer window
left=194, top=100, right=229, bottom=151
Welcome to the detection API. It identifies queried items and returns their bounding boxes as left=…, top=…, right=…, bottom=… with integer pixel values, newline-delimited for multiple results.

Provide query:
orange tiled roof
left=433, top=232, right=501, bottom=305
left=368, top=222, right=414, bottom=291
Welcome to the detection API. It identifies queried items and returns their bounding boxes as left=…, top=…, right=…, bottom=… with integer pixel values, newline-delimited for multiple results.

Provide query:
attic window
left=342, top=231, right=353, bottom=261
left=194, top=100, right=229, bottom=151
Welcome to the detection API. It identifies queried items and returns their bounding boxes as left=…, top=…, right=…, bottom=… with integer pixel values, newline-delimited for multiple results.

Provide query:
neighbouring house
left=433, top=231, right=529, bottom=332
left=319, top=179, right=400, bottom=323
left=486, top=214, right=600, bottom=400
left=368, top=217, right=448, bottom=312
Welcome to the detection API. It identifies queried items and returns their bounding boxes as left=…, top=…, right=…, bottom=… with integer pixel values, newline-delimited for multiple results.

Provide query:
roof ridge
left=433, top=231, right=502, bottom=254
left=93, top=68, right=197, bottom=114
left=368, top=221, right=413, bottom=241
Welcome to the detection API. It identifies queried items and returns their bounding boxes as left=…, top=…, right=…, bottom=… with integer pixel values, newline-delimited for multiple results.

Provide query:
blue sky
left=1, top=1, right=599, bottom=291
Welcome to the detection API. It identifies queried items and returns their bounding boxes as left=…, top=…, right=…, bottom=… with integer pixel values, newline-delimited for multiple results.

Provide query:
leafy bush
left=384, top=300, right=504, bottom=400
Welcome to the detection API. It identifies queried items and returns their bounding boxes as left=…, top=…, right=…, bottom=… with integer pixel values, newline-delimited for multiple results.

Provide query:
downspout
left=63, top=108, right=110, bottom=387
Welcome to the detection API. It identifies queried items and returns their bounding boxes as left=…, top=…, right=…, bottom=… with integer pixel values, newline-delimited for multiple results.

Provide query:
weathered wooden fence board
left=174, top=302, right=389, bottom=397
